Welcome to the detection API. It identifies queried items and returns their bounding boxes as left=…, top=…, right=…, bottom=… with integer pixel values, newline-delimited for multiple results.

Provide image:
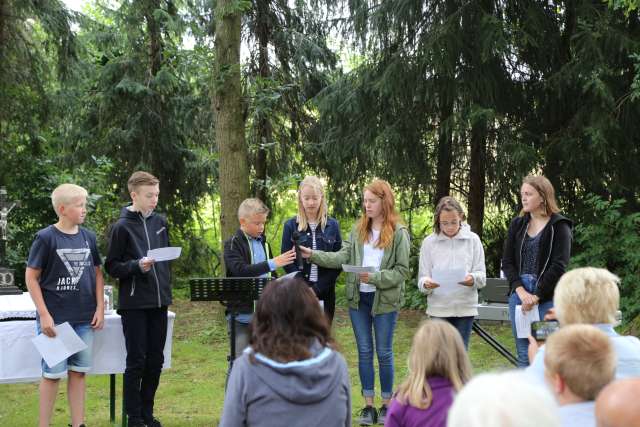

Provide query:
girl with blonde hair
left=386, top=320, right=472, bottom=427
left=301, top=179, right=411, bottom=425
left=281, top=176, right=342, bottom=323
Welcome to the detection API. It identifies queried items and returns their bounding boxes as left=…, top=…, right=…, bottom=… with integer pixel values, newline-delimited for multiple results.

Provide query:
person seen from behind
left=386, top=319, right=472, bottom=427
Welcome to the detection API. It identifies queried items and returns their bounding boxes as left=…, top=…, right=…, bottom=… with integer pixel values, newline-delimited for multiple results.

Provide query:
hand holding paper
left=515, top=305, right=540, bottom=339
left=431, top=268, right=467, bottom=295
left=147, top=247, right=182, bottom=262
left=32, top=322, right=88, bottom=368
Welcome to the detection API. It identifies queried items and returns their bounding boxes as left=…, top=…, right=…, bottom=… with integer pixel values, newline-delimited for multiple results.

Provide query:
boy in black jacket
left=105, top=171, right=170, bottom=427
left=223, top=198, right=295, bottom=356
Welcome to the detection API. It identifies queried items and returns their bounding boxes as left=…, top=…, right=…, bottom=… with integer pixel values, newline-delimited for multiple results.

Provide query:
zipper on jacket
left=518, top=222, right=528, bottom=277
left=130, top=276, right=136, bottom=296
left=142, top=215, right=162, bottom=308
left=534, top=225, right=554, bottom=291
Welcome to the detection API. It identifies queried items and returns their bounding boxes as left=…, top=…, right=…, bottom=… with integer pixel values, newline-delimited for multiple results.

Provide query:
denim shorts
left=36, top=321, right=94, bottom=379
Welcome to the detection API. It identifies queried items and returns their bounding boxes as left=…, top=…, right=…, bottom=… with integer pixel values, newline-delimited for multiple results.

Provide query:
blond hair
left=51, top=184, right=88, bottom=215
left=237, top=198, right=269, bottom=220
left=357, top=179, right=401, bottom=249
left=554, top=267, right=620, bottom=325
left=296, top=176, right=328, bottom=231
left=433, top=196, right=466, bottom=235
left=395, top=320, right=471, bottom=409
left=520, top=175, right=560, bottom=216
left=544, top=324, right=615, bottom=400
left=127, top=171, right=159, bottom=193
left=448, top=371, right=560, bottom=427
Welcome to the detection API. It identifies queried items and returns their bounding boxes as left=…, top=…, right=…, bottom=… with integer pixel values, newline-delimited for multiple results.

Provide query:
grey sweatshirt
left=219, top=341, right=351, bottom=427
left=417, top=223, right=486, bottom=317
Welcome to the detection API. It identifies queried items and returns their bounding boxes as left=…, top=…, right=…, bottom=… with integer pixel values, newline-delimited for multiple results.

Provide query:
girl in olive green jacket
left=301, top=179, right=410, bottom=426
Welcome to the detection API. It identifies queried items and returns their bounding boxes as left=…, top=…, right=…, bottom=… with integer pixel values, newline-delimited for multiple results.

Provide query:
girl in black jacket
left=502, top=175, right=572, bottom=367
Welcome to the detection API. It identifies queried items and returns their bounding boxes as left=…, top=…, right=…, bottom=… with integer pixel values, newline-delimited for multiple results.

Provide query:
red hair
left=357, top=179, right=400, bottom=249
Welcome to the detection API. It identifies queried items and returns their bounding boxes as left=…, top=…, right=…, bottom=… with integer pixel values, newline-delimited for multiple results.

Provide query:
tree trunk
left=253, top=0, right=271, bottom=205
left=468, top=118, right=487, bottom=239
left=464, top=0, right=491, bottom=239
left=143, top=0, right=165, bottom=197
left=145, top=0, right=162, bottom=76
left=435, top=90, right=453, bottom=205
left=0, top=0, right=6, bottom=61
left=214, top=0, right=250, bottom=244
left=434, top=0, right=458, bottom=206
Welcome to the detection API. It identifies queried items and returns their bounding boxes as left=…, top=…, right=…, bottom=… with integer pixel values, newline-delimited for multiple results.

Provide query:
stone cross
left=0, top=187, right=21, bottom=294
left=0, top=187, right=17, bottom=242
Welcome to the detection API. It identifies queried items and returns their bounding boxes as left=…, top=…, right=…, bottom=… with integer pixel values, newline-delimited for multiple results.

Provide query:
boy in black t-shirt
left=26, top=183, right=104, bottom=427
left=105, top=171, right=171, bottom=427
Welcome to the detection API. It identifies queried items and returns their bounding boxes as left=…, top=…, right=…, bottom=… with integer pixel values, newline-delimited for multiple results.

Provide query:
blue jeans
left=36, top=321, right=94, bottom=379
left=509, top=274, right=554, bottom=367
left=433, top=316, right=474, bottom=350
left=349, top=292, right=398, bottom=399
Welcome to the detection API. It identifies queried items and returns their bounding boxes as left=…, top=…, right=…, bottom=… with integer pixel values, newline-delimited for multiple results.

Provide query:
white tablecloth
left=0, top=292, right=38, bottom=320
left=0, top=311, right=175, bottom=383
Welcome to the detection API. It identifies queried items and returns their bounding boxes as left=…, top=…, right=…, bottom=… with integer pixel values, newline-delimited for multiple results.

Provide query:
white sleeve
left=469, top=234, right=486, bottom=289
left=417, top=237, right=433, bottom=294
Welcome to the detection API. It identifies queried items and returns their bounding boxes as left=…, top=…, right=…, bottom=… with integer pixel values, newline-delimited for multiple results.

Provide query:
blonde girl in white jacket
left=417, top=196, right=486, bottom=349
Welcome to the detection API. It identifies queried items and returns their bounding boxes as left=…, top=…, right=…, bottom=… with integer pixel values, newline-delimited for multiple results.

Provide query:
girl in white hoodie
left=417, top=197, right=486, bottom=349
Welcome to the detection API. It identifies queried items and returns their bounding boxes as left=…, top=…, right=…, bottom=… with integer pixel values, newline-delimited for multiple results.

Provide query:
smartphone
left=531, top=320, right=559, bottom=341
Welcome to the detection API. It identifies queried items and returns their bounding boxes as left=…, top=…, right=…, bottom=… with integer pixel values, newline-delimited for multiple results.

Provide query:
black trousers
left=120, top=306, right=168, bottom=422
left=312, top=283, right=336, bottom=326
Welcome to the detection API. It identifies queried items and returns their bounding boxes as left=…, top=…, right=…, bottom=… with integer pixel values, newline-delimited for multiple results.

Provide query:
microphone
left=291, top=231, right=305, bottom=271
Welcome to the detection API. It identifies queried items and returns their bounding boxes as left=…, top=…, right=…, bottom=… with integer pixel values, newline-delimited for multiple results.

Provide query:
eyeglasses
left=440, top=221, right=460, bottom=228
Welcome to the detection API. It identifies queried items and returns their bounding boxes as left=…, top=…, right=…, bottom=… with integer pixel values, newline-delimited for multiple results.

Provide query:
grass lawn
left=0, top=288, right=515, bottom=426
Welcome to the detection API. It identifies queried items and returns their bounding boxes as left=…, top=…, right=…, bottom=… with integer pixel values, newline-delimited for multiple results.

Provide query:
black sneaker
left=358, top=405, right=378, bottom=426
left=378, top=405, right=388, bottom=425
left=128, top=419, right=147, bottom=427
left=145, top=418, right=162, bottom=427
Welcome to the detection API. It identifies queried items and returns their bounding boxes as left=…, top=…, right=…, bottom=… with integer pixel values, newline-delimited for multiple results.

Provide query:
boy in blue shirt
left=26, top=183, right=104, bottom=427
left=223, top=198, right=296, bottom=355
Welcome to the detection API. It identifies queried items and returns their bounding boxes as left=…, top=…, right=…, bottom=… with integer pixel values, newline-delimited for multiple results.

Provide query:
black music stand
left=474, top=278, right=518, bottom=366
left=189, top=277, right=268, bottom=376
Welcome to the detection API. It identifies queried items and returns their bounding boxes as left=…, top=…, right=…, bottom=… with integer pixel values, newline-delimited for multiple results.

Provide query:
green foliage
left=72, top=1, right=213, bottom=228
left=570, top=195, right=640, bottom=322
left=607, top=0, right=640, bottom=13
left=241, top=0, right=340, bottom=203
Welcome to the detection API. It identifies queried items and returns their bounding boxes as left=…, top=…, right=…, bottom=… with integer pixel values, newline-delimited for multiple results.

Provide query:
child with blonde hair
left=386, top=320, right=472, bottom=427
left=281, top=176, right=342, bottom=324
left=26, top=183, right=104, bottom=427
left=223, top=197, right=296, bottom=357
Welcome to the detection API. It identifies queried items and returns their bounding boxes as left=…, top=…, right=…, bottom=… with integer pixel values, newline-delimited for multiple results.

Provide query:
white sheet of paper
left=147, top=247, right=182, bottom=262
left=515, top=305, right=540, bottom=338
left=431, top=268, right=467, bottom=295
left=342, top=264, right=377, bottom=274
left=31, top=322, right=88, bottom=368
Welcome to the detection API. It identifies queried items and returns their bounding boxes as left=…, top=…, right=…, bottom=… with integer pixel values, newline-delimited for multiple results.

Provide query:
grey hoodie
left=219, top=341, right=351, bottom=427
